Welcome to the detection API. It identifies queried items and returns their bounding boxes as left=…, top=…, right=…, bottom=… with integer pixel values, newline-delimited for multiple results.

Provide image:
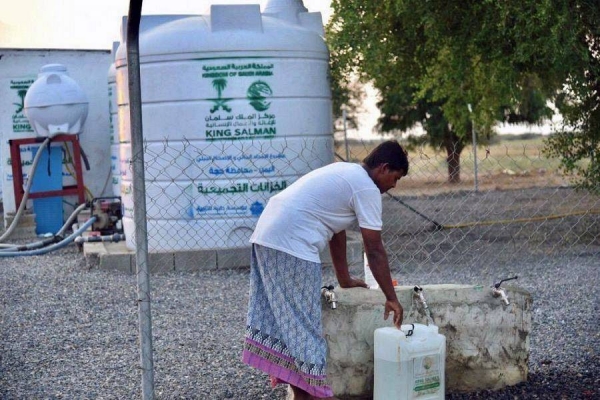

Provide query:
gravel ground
left=1, top=187, right=599, bottom=399
left=1, top=246, right=598, bottom=399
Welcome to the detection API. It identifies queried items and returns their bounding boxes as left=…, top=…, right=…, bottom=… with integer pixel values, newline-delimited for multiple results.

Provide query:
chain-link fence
left=122, top=124, right=600, bottom=400
left=122, top=136, right=334, bottom=266
left=130, top=134, right=600, bottom=283
left=2, top=132, right=598, bottom=400
left=335, top=136, right=600, bottom=285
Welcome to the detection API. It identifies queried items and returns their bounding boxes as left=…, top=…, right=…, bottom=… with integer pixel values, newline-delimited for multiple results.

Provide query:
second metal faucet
left=321, top=285, right=337, bottom=309
left=413, top=285, right=435, bottom=325
left=413, top=285, right=429, bottom=311
left=492, top=276, right=518, bottom=305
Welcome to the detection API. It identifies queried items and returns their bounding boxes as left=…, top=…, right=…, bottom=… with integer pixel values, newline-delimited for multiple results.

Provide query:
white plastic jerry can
left=374, top=324, right=446, bottom=400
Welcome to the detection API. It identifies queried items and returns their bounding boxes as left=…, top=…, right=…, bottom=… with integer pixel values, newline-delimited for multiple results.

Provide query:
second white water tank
left=115, top=2, right=333, bottom=251
left=24, top=64, right=89, bottom=137
left=107, top=56, right=120, bottom=198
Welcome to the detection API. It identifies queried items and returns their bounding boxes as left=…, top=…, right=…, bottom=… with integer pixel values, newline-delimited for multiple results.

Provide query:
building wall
left=0, top=48, right=113, bottom=215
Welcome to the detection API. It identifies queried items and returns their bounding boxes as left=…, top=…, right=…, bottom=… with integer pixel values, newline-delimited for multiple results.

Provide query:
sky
left=0, top=0, right=554, bottom=138
left=0, top=0, right=332, bottom=50
left=0, top=0, right=390, bottom=139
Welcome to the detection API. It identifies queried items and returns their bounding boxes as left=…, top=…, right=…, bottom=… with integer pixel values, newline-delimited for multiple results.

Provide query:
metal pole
left=472, top=121, right=479, bottom=193
left=342, top=107, right=349, bottom=161
left=468, top=104, right=478, bottom=193
left=126, top=1, right=154, bottom=399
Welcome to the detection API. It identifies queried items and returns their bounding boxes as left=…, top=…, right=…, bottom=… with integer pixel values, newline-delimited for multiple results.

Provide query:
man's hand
left=384, top=299, right=404, bottom=329
left=337, top=277, right=369, bottom=289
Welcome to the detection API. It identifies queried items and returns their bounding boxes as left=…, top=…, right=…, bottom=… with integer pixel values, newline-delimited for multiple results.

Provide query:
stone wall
left=321, top=284, right=532, bottom=398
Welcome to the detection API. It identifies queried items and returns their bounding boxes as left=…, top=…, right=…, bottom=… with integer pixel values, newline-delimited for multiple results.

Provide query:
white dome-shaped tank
left=24, top=64, right=89, bottom=137
left=115, top=1, right=333, bottom=252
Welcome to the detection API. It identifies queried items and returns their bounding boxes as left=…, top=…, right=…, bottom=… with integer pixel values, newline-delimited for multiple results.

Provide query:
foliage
left=326, top=0, right=591, bottom=184
left=328, top=48, right=365, bottom=134
left=542, top=1, right=600, bottom=192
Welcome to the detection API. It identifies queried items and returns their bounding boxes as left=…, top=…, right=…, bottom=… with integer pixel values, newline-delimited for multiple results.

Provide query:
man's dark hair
left=363, top=140, right=409, bottom=176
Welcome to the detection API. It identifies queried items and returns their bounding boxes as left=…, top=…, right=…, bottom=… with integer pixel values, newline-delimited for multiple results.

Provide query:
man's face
left=374, top=164, right=404, bottom=193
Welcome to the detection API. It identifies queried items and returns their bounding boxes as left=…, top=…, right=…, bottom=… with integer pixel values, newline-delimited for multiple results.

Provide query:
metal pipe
left=74, top=233, right=125, bottom=244
left=126, top=1, right=154, bottom=399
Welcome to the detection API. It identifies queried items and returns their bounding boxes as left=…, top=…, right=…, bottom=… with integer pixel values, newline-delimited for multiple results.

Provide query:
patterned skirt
left=242, top=244, right=334, bottom=398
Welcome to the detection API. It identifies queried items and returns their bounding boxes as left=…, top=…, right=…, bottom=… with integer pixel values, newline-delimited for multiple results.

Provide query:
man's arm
left=361, top=227, right=403, bottom=328
left=329, top=230, right=368, bottom=289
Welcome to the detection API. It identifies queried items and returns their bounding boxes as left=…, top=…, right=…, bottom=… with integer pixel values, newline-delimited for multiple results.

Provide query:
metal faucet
left=492, top=276, right=518, bottom=305
left=321, top=285, right=337, bottom=309
left=413, top=285, right=435, bottom=325
left=413, top=285, right=429, bottom=311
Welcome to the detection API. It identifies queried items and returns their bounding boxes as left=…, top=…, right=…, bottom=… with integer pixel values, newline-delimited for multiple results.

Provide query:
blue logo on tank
left=250, top=201, right=264, bottom=216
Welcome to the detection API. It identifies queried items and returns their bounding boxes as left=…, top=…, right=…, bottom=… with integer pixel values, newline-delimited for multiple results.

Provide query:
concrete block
left=102, top=252, right=133, bottom=273
left=3, top=211, right=37, bottom=240
left=148, top=252, right=175, bottom=274
left=84, top=241, right=132, bottom=273
left=83, top=248, right=101, bottom=270
left=217, top=247, right=251, bottom=269
left=4, top=226, right=37, bottom=241
left=175, top=250, right=217, bottom=272
left=4, top=211, right=36, bottom=227
left=81, top=228, right=364, bottom=274
left=321, top=284, right=532, bottom=397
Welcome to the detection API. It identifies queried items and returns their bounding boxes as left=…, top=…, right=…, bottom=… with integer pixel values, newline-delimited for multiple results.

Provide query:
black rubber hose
left=80, top=145, right=91, bottom=171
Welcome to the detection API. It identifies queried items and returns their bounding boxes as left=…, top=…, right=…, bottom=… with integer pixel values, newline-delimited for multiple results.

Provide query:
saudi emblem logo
left=13, top=88, right=27, bottom=114
left=247, top=81, right=272, bottom=112
left=210, top=78, right=232, bottom=113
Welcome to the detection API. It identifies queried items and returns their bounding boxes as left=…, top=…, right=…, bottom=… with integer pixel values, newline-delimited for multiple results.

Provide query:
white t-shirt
left=250, top=162, right=382, bottom=263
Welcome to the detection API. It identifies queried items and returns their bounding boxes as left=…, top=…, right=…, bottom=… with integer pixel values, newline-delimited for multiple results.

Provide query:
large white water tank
left=115, top=2, right=333, bottom=252
left=24, top=64, right=88, bottom=137
left=108, top=43, right=121, bottom=197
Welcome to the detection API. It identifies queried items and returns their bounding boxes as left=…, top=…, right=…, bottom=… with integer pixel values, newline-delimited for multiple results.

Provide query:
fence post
left=472, top=122, right=479, bottom=192
left=126, top=1, right=155, bottom=399
left=468, top=104, right=479, bottom=193
left=343, top=107, right=350, bottom=161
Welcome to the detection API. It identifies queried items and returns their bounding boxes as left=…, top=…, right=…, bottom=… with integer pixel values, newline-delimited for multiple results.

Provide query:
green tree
left=543, top=1, right=600, bottom=192
left=329, top=60, right=365, bottom=137
left=327, top=0, right=568, bottom=183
